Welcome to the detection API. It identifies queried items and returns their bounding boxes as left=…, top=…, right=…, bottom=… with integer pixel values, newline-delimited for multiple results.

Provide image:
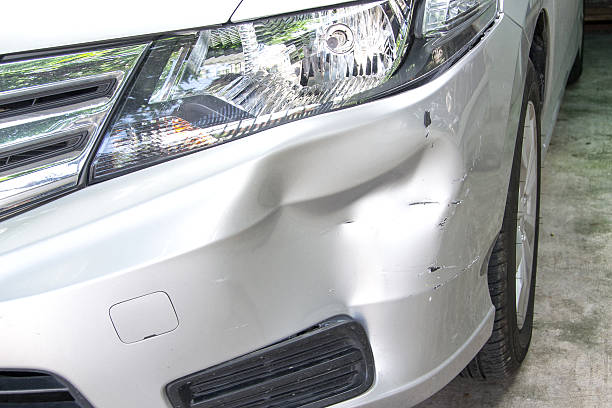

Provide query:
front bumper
left=0, top=13, right=523, bottom=408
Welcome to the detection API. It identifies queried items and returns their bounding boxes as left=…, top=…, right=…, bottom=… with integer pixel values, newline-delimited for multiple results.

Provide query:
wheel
left=567, top=0, right=584, bottom=85
left=462, top=61, right=541, bottom=380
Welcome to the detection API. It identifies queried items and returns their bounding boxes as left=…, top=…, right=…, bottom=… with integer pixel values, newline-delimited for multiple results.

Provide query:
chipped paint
left=452, top=174, right=468, bottom=183
left=409, top=201, right=440, bottom=206
left=463, top=256, right=481, bottom=271
left=424, top=110, right=432, bottom=128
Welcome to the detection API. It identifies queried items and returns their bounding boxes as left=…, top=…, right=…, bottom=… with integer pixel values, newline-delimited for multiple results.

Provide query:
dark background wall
left=586, top=0, right=612, bottom=26
left=587, top=0, right=612, bottom=5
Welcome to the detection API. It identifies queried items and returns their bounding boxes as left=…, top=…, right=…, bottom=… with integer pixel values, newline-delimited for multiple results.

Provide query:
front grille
left=0, top=44, right=146, bottom=221
left=0, top=370, right=88, bottom=408
left=166, top=316, right=375, bottom=408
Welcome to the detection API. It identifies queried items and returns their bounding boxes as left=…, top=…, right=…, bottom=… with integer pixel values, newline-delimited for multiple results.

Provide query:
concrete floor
left=417, top=32, right=612, bottom=408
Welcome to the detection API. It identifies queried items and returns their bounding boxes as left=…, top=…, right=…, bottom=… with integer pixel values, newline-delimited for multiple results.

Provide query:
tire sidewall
left=504, top=62, right=542, bottom=362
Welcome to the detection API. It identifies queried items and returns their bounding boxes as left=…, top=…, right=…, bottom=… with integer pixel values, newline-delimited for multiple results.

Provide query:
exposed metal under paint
left=463, top=256, right=481, bottom=271
left=409, top=201, right=440, bottom=206
left=424, top=111, right=432, bottom=127
left=453, top=174, right=468, bottom=183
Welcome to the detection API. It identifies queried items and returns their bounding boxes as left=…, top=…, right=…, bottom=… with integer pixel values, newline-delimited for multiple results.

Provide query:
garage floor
left=417, top=32, right=612, bottom=408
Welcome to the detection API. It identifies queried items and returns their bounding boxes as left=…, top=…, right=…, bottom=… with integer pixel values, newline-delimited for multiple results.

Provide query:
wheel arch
left=528, top=10, right=550, bottom=102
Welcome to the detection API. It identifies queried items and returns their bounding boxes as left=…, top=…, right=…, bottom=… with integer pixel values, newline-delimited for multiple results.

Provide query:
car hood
left=1, top=0, right=358, bottom=56
left=1, top=0, right=242, bottom=56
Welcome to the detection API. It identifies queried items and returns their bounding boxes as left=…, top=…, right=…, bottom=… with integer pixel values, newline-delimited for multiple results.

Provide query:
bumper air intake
left=166, top=315, right=375, bottom=408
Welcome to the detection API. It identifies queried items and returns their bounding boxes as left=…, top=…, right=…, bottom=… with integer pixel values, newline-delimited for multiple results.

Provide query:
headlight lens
left=90, top=0, right=496, bottom=182
left=422, top=0, right=494, bottom=36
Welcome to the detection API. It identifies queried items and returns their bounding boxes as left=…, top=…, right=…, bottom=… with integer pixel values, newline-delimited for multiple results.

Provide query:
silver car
left=0, top=0, right=583, bottom=407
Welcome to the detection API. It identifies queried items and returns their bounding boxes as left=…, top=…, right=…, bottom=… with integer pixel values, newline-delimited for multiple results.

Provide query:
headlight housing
left=90, top=0, right=414, bottom=180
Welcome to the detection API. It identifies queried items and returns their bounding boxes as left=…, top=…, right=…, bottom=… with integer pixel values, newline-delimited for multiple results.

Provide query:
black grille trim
left=0, top=131, right=88, bottom=174
left=166, top=316, right=375, bottom=408
left=0, top=78, right=116, bottom=120
left=0, top=370, right=91, bottom=408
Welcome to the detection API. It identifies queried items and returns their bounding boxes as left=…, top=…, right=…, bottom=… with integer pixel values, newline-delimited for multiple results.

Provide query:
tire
left=462, top=61, right=541, bottom=380
left=567, top=0, right=584, bottom=85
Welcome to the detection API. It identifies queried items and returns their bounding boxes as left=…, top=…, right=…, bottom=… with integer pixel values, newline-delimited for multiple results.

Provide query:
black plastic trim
left=0, top=130, right=88, bottom=173
left=166, top=316, right=375, bottom=408
left=0, top=78, right=116, bottom=120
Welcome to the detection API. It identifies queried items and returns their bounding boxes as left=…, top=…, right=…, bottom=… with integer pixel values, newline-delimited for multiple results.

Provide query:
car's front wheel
left=463, top=61, right=542, bottom=379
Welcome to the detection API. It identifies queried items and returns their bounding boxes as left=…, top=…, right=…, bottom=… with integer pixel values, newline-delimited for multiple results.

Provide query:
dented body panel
left=0, top=2, right=581, bottom=408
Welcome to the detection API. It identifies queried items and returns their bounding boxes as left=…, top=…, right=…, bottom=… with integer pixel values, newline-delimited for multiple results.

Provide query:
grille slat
left=263, top=371, right=358, bottom=407
left=192, top=350, right=363, bottom=406
left=166, top=316, right=375, bottom=408
left=190, top=341, right=356, bottom=395
left=0, top=131, right=87, bottom=174
left=0, top=78, right=116, bottom=120
left=204, top=359, right=362, bottom=408
left=0, top=371, right=87, bottom=408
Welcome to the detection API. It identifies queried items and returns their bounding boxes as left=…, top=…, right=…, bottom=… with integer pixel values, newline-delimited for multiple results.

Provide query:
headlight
left=89, top=0, right=496, bottom=181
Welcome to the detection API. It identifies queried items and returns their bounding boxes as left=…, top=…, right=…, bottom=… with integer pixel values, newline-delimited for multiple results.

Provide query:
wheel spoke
left=523, top=215, right=536, bottom=248
left=515, top=101, right=538, bottom=331
left=522, top=225, right=533, bottom=273
left=526, top=148, right=537, bottom=196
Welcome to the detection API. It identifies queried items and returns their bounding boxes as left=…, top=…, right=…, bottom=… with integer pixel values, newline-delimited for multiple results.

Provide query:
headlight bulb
left=325, top=24, right=354, bottom=54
